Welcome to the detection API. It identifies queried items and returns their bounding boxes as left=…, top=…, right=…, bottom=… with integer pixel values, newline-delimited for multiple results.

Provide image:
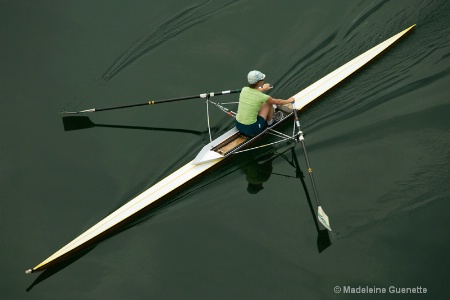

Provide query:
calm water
left=2, top=0, right=450, bottom=299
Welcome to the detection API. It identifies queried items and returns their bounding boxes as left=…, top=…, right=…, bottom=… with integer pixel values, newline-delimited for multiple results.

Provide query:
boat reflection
left=26, top=140, right=332, bottom=291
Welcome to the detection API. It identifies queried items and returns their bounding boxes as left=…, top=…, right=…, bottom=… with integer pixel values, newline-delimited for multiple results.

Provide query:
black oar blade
left=62, top=116, right=95, bottom=131
left=317, top=229, right=332, bottom=253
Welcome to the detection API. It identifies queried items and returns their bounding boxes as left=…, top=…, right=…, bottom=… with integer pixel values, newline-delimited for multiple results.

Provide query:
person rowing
left=235, top=70, right=295, bottom=136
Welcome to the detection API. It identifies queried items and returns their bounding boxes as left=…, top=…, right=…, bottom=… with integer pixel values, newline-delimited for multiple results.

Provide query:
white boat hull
left=27, top=24, right=415, bottom=273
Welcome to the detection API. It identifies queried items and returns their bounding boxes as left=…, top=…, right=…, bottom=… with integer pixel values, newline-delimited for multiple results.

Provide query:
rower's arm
left=267, top=96, right=295, bottom=105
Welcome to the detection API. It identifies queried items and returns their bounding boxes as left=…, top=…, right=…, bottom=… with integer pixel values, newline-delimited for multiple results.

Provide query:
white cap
left=247, top=70, right=266, bottom=84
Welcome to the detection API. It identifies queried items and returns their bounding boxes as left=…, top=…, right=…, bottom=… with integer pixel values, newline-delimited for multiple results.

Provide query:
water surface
left=1, top=0, right=449, bottom=299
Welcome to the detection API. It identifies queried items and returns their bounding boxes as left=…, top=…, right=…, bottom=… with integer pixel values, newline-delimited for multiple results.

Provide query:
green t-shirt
left=236, top=87, right=270, bottom=125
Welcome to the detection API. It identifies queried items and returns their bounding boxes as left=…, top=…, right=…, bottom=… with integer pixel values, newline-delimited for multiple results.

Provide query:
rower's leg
left=258, top=102, right=274, bottom=121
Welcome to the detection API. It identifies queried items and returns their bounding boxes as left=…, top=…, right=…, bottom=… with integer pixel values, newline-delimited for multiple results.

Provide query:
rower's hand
left=259, top=83, right=273, bottom=91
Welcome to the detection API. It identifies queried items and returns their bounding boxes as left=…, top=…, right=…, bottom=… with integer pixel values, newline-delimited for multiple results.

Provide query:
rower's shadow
left=242, top=147, right=332, bottom=253
left=62, top=116, right=208, bottom=136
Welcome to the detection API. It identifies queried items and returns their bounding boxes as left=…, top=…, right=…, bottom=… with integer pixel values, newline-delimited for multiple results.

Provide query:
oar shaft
left=291, top=102, right=331, bottom=231
left=150, top=89, right=241, bottom=105
left=61, top=89, right=241, bottom=114
left=299, top=138, right=321, bottom=206
left=95, top=102, right=148, bottom=113
left=291, top=102, right=321, bottom=206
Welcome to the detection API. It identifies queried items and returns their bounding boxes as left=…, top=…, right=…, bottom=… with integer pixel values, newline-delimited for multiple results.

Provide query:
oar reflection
left=62, top=116, right=206, bottom=136
left=244, top=146, right=333, bottom=253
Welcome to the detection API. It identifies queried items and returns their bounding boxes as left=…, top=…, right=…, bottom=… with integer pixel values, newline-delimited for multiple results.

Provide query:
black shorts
left=235, top=115, right=266, bottom=136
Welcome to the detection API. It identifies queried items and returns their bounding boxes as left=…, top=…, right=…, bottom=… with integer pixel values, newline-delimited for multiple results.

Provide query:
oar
left=60, top=89, right=241, bottom=114
left=289, top=148, right=332, bottom=252
left=291, top=102, right=332, bottom=231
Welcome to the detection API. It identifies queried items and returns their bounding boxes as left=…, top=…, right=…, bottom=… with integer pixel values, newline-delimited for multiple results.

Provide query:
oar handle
left=61, top=89, right=242, bottom=114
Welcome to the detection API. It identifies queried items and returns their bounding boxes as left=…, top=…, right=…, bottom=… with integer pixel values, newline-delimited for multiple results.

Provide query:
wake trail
left=102, top=0, right=239, bottom=81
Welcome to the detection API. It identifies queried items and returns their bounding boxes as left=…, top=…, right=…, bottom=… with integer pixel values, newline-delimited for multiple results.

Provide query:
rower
left=235, top=70, right=295, bottom=136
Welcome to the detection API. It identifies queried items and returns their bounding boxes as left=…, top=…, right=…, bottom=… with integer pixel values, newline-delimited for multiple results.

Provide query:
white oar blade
left=318, top=206, right=332, bottom=231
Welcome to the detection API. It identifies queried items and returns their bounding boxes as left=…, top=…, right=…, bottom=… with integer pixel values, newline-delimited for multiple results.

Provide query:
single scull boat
left=26, top=24, right=415, bottom=274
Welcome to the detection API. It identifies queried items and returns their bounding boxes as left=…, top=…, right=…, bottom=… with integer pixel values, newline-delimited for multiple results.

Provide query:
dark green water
left=2, top=0, right=449, bottom=299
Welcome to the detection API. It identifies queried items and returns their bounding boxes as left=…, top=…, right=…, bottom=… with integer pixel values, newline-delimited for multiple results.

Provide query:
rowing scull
left=26, top=24, right=415, bottom=274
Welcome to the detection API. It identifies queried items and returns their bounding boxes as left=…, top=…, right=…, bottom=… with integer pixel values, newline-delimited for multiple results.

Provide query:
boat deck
left=193, top=104, right=294, bottom=164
